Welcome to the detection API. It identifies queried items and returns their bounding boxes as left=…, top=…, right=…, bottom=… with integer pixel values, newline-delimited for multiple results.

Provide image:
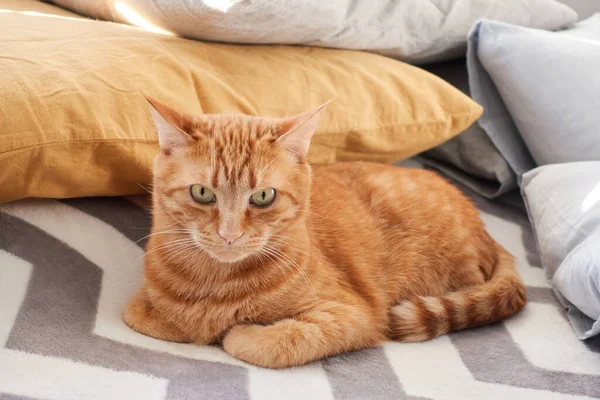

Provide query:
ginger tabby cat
left=123, top=98, right=526, bottom=369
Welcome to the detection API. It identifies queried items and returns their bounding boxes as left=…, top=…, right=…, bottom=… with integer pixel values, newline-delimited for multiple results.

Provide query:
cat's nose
left=218, top=229, right=244, bottom=245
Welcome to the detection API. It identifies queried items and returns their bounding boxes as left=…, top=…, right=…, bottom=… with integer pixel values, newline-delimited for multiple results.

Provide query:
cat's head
left=146, top=97, right=329, bottom=264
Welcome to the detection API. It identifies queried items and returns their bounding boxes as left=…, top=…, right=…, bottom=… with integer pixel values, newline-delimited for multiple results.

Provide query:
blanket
left=1, top=166, right=599, bottom=399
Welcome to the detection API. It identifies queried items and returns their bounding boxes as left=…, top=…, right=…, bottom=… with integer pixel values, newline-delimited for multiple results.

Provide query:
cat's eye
left=250, top=188, right=276, bottom=208
left=190, top=185, right=216, bottom=204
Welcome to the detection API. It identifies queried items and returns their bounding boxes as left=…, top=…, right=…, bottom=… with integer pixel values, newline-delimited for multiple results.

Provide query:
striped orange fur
left=123, top=98, right=526, bottom=369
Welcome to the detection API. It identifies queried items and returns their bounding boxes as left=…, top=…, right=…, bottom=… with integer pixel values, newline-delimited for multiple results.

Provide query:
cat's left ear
left=145, top=95, right=195, bottom=154
left=276, top=99, right=332, bottom=160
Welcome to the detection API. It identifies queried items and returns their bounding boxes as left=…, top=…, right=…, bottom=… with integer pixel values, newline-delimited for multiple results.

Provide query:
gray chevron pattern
left=1, top=194, right=599, bottom=400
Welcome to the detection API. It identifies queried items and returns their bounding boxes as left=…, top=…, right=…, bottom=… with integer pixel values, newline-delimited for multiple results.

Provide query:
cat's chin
left=207, top=248, right=252, bottom=264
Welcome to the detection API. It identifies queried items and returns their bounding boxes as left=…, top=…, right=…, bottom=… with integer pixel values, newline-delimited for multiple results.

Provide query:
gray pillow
left=419, top=59, right=518, bottom=199
left=522, top=162, right=600, bottom=339
left=468, top=14, right=600, bottom=167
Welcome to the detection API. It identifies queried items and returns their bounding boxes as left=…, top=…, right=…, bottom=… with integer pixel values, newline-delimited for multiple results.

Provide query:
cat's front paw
left=223, top=322, right=312, bottom=369
left=223, top=324, right=270, bottom=366
left=123, top=291, right=192, bottom=343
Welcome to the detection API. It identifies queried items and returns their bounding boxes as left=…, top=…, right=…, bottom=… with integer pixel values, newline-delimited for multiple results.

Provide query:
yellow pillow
left=0, top=0, right=482, bottom=203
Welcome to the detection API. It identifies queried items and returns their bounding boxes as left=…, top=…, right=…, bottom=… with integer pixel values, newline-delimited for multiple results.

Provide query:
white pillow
left=471, top=15, right=600, bottom=339
left=558, top=0, right=600, bottom=19
left=522, top=162, right=600, bottom=339
left=468, top=14, right=600, bottom=170
left=50, top=0, right=576, bottom=63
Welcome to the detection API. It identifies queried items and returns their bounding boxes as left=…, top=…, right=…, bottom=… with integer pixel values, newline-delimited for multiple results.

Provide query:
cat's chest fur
left=143, top=249, right=322, bottom=343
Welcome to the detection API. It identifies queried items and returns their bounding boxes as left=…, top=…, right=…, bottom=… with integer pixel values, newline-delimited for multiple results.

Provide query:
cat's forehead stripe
left=189, top=115, right=281, bottom=190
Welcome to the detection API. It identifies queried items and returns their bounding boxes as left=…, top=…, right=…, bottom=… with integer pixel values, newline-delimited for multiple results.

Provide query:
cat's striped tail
left=389, top=243, right=527, bottom=342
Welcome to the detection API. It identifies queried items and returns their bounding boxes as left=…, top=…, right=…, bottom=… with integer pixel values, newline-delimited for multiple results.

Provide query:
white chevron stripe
left=479, top=211, right=550, bottom=288
left=0, top=250, right=32, bottom=346
left=2, top=196, right=595, bottom=400
left=384, top=338, right=596, bottom=400
left=1, top=199, right=245, bottom=367
left=505, top=302, right=600, bottom=375
left=0, top=249, right=167, bottom=400
left=0, top=349, right=167, bottom=400
left=248, top=363, right=334, bottom=400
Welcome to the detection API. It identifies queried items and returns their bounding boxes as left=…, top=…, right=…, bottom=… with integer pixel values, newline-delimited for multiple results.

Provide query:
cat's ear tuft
left=276, top=99, right=332, bottom=160
left=145, top=95, right=194, bottom=154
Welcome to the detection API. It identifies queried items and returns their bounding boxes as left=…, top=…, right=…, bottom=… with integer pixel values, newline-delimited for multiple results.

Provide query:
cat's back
left=313, top=161, right=440, bottom=185
left=311, top=161, right=465, bottom=204
left=310, top=161, right=479, bottom=230
left=309, top=162, right=494, bottom=295
left=308, top=161, right=492, bottom=300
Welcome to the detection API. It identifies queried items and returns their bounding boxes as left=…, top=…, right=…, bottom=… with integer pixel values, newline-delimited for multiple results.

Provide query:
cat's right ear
left=145, top=96, right=194, bottom=153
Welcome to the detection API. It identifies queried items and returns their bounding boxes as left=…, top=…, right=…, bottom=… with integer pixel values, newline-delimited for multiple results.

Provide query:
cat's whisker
left=137, top=183, right=162, bottom=199
left=256, top=155, right=279, bottom=183
left=137, top=183, right=171, bottom=203
left=266, top=245, right=303, bottom=270
left=157, top=221, right=188, bottom=230
left=258, top=249, right=303, bottom=293
left=151, top=237, right=197, bottom=250
left=159, top=243, right=192, bottom=260
left=126, top=230, right=191, bottom=249
left=269, top=252, right=319, bottom=302
left=142, top=242, right=197, bottom=260
left=141, top=238, right=198, bottom=259
left=262, top=244, right=319, bottom=301
left=268, top=236, right=308, bottom=250
left=124, top=228, right=195, bottom=250
left=267, top=241, right=311, bottom=258
left=268, top=234, right=307, bottom=247
left=164, top=245, right=199, bottom=265
left=157, top=239, right=203, bottom=265
left=256, top=250, right=288, bottom=284
left=267, top=237, right=310, bottom=256
left=267, top=246, right=309, bottom=278
left=137, top=182, right=153, bottom=194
